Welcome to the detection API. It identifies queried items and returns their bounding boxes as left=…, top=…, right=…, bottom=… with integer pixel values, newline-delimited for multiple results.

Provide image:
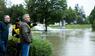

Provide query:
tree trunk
left=45, top=18, right=47, bottom=32
left=92, top=20, right=95, bottom=31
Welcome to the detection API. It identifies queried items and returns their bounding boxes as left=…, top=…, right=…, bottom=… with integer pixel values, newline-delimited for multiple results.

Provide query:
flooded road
left=45, top=29, right=95, bottom=56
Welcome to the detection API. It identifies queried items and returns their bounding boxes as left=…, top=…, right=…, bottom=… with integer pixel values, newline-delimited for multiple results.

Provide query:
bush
left=8, top=37, right=53, bottom=56
left=30, top=38, right=52, bottom=56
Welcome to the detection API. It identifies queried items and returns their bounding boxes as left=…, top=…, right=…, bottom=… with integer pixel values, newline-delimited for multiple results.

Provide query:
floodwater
left=44, top=29, right=95, bottom=56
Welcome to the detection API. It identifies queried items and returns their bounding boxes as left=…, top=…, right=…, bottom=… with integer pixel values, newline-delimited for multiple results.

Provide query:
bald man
left=0, top=15, right=11, bottom=56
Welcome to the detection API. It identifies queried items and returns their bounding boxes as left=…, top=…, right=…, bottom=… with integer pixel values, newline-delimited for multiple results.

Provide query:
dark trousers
left=15, top=43, right=21, bottom=56
left=0, top=40, right=7, bottom=56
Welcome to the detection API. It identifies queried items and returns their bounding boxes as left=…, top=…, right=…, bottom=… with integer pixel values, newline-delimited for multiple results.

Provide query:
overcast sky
left=9, top=0, right=95, bottom=16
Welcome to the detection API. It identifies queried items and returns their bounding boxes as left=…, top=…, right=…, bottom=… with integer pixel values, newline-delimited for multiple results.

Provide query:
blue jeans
left=21, top=43, right=30, bottom=56
left=0, top=41, right=7, bottom=52
left=0, top=40, right=7, bottom=56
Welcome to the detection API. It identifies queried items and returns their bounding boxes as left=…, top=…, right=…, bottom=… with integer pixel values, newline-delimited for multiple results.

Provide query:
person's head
left=15, top=18, right=20, bottom=28
left=4, top=15, right=11, bottom=23
left=15, top=18, right=20, bottom=23
left=23, top=14, right=30, bottom=22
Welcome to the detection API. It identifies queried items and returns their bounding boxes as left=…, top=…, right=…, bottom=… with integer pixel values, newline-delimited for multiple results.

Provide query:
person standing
left=12, top=18, right=21, bottom=56
left=20, top=14, right=32, bottom=56
left=0, top=15, right=11, bottom=56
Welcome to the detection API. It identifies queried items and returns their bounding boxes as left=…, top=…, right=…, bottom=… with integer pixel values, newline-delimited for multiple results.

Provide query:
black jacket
left=0, top=21, right=9, bottom=41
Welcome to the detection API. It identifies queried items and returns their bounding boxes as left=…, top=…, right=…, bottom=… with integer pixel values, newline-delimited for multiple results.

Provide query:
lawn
left=65, top=24, right=91, bottom=29
left=49, top=24, right=91, bottom=29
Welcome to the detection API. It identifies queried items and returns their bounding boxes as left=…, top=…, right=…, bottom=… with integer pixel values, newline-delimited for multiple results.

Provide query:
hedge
left=7, top=36, right=53, bottom=56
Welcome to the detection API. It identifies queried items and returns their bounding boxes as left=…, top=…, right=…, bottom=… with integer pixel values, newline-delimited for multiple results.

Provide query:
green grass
left=65, top=24, right=91, bottom=29
left=49, top=25, right=60, bottom=29
left=49, top=24, right=91, bottom=29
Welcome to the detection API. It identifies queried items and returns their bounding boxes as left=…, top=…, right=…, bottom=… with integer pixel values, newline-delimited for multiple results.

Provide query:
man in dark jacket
left=0, top=15, right=11, bottom=56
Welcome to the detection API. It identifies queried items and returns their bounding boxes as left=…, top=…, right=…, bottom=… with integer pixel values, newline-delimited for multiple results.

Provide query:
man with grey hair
left=23, top=14, right=30, bottom=22
left=23, top=14, right=37, bottom=28
left=0, top=15, right=11, bottom=56
left=19, top=14, right=32, bottom=56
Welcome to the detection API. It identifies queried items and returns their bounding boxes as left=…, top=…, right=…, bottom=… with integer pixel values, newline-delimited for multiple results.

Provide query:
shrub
left=30, top=38, right=52, bottom=56
left=8, top=37, right=53, bottom=56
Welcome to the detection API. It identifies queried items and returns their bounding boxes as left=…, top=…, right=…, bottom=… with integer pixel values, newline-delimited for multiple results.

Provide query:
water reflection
left=45, top=29, right=95, bottom=56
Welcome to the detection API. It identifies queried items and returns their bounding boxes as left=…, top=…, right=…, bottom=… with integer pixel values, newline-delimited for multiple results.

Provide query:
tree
left=89, top=6, right=95, bottom=31
left=64, top=7, right=76, bottom=24
left=25, top=0, right=67, bottom=31
left=0, top=0, right=6, bottom=20
left=75, top=4, right=86, bottom=24
left=5, top=4, right=27, bottom=23
left=11, top=5, right=26, bottom=19
left=0, top=0, right=26, bottom=23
